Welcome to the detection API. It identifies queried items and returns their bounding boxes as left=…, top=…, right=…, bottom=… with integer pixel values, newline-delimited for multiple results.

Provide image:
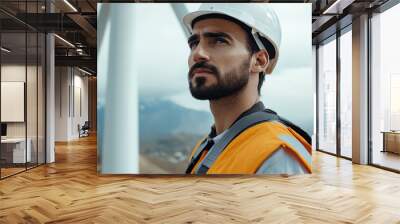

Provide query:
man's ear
left=250, top=50, right=269, bottom=74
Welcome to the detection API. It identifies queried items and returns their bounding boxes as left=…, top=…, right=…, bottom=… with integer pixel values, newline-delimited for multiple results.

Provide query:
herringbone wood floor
left=1, top=134, right=400, bottom=224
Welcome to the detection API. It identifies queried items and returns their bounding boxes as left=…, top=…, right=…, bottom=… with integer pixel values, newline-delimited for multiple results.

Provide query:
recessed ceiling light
left=322, top=0, right=354, bottom=15
left=63, top=0, right=78, bottom=12
left=54, top=34, right=75, bottom=48
left=1, top=47, right=11, bottom=53
left=78, top=67, right=93, bottom=76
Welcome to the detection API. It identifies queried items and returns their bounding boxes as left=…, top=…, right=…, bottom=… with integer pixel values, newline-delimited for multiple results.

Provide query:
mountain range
left=139, top=98, right=212, bottom=140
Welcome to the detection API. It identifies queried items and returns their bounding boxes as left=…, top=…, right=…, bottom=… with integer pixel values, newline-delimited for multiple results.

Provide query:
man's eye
left=189, top=41, right=199, bottom=49
left=215, top=38, right=228, bottom=44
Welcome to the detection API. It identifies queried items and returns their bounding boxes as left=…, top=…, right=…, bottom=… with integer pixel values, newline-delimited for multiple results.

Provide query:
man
left=183, top=4, right=312, bottom=174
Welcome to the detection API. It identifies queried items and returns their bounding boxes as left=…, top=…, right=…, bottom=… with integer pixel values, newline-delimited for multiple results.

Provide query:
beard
left=188, top=59, right=250, bottom=100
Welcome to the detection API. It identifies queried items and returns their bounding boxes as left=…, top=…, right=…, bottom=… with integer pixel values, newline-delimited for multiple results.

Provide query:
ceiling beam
left=322, top=0, right=356, bottom=14
left=55, top=55, right=96, bottom=69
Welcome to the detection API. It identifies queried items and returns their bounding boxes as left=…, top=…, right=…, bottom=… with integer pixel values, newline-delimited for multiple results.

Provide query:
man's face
left=187, top=18, right=252, bottom=100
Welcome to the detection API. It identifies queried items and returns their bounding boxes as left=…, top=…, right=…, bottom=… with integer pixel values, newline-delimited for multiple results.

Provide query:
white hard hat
left=183, top=3, right=282, bottom=74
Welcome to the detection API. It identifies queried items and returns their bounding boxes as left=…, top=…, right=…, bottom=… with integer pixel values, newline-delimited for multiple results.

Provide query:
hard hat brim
left=183, top=10, right=226, bottom=32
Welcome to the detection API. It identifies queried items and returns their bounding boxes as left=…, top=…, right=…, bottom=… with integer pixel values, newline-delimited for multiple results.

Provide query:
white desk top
left=1, top=138, right=28, bottom=143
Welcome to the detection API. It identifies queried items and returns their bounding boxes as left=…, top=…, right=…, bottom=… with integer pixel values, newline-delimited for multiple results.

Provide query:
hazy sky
left=133, top=3, right=313, bottom=133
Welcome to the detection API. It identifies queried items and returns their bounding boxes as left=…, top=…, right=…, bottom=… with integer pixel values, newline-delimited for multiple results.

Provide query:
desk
left=1, top=138, right=31, bottom=163
left=381, top=131, right=400, bottom=154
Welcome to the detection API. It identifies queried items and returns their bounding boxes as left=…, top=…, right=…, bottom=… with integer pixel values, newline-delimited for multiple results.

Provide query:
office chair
left=79, top=121, right=90, bottom=138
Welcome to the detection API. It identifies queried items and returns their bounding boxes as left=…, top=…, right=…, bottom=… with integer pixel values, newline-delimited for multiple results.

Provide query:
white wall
left=55, top=66, right=67, bottom=141
left=1, top=65, right=38, bottom=138
left=72, top=73, right=89, bottom=138
left=1, top=65, right=26, bottom=139
left=55, top=67, right=89, bottom=141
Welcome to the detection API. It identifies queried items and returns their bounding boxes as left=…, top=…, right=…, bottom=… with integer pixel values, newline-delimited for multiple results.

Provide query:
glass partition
left=27, top=30, right=38, bottom=169
left=317, top=36, right=337, bottom=155
left=339, top=28, right=352, bottom=158
left=38, top=32, right=45, bottom=165
left=1, top=30, right=28, bottom=178
left=371, top=3, right=400, bottom=171
left=0, top=1, right=46, bottom=179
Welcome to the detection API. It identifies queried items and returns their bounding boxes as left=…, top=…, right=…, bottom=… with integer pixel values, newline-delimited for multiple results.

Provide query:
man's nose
left=192, top=43, right=210, bottom=63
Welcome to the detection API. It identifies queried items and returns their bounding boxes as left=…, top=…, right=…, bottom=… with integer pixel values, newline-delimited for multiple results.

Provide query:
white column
left=46, top=33, right=55, bottom=163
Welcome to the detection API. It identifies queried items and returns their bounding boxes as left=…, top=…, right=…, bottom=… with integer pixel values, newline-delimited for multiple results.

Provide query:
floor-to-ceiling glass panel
left=371, top=3, right=400, bottom=171
left=38, top=32, right=45, bottom=165
left=340, top=28, right=352, bottom=158
left=0, top=1, right=46, bottom=179
left=1, top=30, right=27, bottom=177
left=318, top=37, right=337, bottom=154
left=313, top=45, right=317, bottom=151
left=27, top=30, right=38, bottom=169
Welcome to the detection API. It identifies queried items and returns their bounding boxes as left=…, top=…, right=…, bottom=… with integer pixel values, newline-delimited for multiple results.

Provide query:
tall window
left=318, top=37, right=337, bottom=154
left=390, top=74, right=400, bottom=130
left=371, top=3, right=400, bottom=171
left=340, top=28, right=352, bottom=158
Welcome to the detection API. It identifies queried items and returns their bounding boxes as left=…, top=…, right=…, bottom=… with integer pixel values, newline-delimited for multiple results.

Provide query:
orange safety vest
left=188, top=121, right=312, bottom=174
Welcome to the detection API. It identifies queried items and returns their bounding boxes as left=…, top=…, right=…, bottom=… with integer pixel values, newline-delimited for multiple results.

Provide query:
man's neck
left=210, top=89, right=259, bottom=135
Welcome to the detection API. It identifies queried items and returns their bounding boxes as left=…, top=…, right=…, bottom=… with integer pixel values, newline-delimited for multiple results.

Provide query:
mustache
left=188, top=61, right=219, bottom=79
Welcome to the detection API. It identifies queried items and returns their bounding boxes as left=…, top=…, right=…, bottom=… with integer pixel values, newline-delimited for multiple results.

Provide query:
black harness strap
left=185, top=138, right=214, bottom=174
